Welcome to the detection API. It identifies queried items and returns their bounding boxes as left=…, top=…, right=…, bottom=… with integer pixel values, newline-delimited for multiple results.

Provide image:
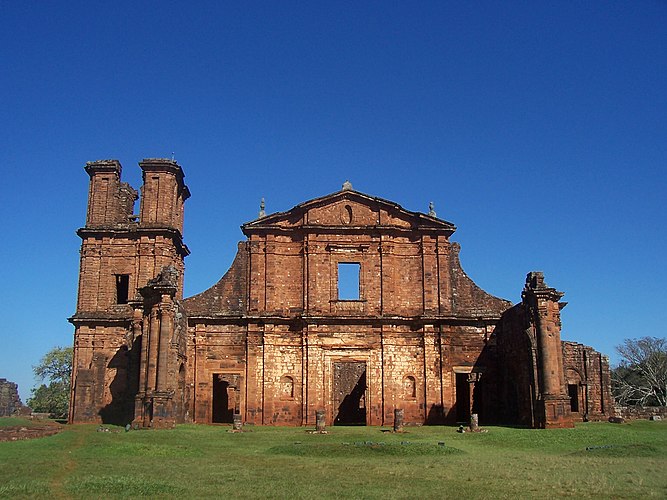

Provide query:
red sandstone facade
left=69, top=159, right=614, bottom=428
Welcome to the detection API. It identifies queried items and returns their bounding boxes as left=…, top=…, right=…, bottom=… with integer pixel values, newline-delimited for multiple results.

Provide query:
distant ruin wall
left=0, top=379, right=24, bottom=417
left=615, top=406, right=667, bottom=420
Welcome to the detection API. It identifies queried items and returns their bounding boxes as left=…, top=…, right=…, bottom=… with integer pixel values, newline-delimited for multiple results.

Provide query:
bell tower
left=69, top=158, right=189, bottom=425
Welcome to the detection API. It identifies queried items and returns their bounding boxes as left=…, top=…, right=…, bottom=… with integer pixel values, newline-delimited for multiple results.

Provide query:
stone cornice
left=85, top=159, right=121, bottom=177
left=186, top=313, right=502, bottom=327
left=241, top=224, right=453, bottom=238
left=522, top=288, right=564, bottom=303
left=138, top=158, right=190, bottom=200
left=69, top=314, right=132, bottom=326
left=77, top=226, right=190, bottom=257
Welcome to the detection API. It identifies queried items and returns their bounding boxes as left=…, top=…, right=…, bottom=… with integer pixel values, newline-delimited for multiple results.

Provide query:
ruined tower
left=69, top=159, right=189, bottom=425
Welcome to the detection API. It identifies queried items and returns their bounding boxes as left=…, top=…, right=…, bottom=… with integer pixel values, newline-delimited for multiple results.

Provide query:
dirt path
left=48, top=427, right=86, bottom=499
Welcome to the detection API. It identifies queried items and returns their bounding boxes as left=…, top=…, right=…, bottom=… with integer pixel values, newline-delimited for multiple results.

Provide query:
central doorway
left=212, top=373, right=240, bottom=424
left=333, top=361, right=367, bottom=425
left=455, top=372, right=471, bottom=423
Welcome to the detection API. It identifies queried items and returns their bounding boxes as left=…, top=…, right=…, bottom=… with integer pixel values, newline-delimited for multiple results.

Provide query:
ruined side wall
left=561, top=341, right=614, bottom=421
left=184, top=242, right=247, bottom=315
left=494, top=305, right=538, bottom=426
left=447, top=243, right=512, bottom=317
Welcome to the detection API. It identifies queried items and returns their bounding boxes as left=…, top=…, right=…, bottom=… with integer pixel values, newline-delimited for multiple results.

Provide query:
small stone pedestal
left=232, top=413, right=243, bottom=431
left=315, top=410, right=326, bottom=433
left=470, top=413, right=479, bottom=432
left=393, top=409, right=404, bottom=433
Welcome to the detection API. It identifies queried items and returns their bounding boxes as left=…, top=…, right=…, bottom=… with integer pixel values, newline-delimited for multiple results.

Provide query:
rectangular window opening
left=337, top=262, right=360, bottom=300
left=116, top=274, right=130, bottom=304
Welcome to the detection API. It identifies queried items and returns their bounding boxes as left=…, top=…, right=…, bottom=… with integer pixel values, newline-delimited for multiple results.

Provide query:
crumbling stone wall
left=0, top=379, right=24, bottom=416
left=561, top=341, right=614, bottom=421
left=615, top=406, right=667, bottom=420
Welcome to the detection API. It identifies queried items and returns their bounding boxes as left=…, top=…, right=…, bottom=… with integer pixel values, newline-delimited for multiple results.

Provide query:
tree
left=612, top=337, right=667, bottom=407
left=27, top=346, right=73, bottom=417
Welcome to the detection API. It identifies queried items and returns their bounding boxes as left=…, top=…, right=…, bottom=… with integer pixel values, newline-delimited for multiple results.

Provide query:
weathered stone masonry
left=69, top=159, right=614, bottom=428
left=0, top=379, right=24, bottom=417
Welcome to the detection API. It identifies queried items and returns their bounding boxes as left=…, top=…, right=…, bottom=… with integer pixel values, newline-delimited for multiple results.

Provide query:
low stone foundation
left=615, top=406, right=667, bottom=420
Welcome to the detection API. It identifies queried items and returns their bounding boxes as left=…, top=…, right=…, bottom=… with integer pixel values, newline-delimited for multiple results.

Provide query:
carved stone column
left=522, top=272, right=573, bottom=428
left=135, top=266, right=181, bottom=428
left=157, top=296, right=174, bottom=392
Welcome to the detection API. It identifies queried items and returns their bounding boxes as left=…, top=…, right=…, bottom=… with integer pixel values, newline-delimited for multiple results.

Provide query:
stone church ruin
left=69, top=159, right=613, bottom=428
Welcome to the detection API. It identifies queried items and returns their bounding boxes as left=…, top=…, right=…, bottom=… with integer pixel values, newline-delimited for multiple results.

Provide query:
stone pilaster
left=522, top=272, right=573, bottom=428
left=134, top=266, right=180, bottom=428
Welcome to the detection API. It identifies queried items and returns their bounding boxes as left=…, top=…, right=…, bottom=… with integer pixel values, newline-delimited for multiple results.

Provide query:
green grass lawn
left=1, top=419, right=665, bottom=499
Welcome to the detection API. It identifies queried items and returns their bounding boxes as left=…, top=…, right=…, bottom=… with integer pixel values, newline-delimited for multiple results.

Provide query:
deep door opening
left=212, top=374, right=236, bottom=423
left=568, top=384, right=579, bottom=412
left=455, top=373, right=471, bottom=423
left=333, top=361, right=367, bottom=425
left=176, top=363, right=186, bottom=424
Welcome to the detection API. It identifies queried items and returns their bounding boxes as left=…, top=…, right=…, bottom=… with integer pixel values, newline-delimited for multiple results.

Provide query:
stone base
left=535, top=395, right=574, bottom=429
left=133, top=393, right=176, bottom=429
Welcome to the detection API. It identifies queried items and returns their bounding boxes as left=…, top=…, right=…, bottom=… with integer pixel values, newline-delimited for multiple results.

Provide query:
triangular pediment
left=242, top=189, right=456, bottom=235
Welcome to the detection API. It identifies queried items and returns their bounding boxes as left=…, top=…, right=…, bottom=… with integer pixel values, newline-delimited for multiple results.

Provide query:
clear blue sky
left=2, top=1, right=665, bottom=402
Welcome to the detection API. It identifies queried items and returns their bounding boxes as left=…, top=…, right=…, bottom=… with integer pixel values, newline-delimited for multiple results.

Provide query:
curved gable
left=183, top=242, right=248, bottom=317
